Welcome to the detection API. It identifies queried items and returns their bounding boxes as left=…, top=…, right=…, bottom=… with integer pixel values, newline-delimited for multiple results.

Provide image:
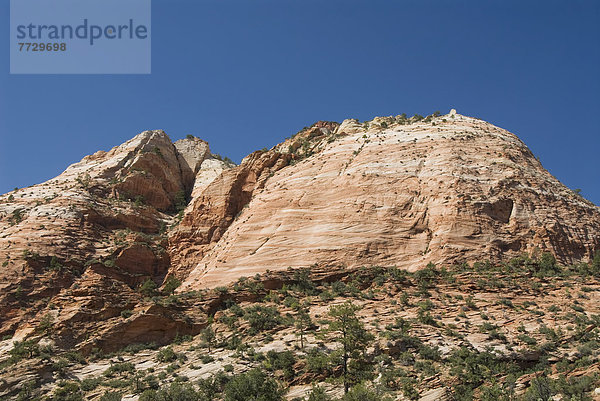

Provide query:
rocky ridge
left=0, top=130, right=231, bottom=348
left=0, top=111, right=599, bottom=400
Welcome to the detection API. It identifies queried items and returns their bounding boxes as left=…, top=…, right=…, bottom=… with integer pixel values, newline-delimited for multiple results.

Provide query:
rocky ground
left=1, top=257, right=599, bottom=400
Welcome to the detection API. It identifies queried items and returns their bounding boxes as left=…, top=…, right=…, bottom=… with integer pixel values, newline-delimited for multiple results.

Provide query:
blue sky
left=1, top=0, right=599, bottom=204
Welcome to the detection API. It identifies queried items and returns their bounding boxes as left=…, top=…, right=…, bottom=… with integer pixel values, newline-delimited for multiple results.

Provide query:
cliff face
left=0, top=112, right=598, bottom=352
left=0, top=112, right=599, bottom=400
left=0, top=131, right=230, bottom=347
left=172, top=112, right=600, bottom=290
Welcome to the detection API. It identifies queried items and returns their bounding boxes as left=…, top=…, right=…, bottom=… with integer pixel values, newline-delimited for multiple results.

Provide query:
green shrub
left=99, top=392, right=122, bottom=401
left=173, top=190, right=187, bottom=212
left=201, top=355, right=215, bottom=364
left=522, top=376, right=553, bottom=401
left=80, top=377, right=102, bottom=391
left=139, top=383, right=199, bottom=401
left=341, top=383, right=380, bottom=401
left=266, top=350, right=296, bottom=380
left=162, top=276, right=181, bottom=295
left=63, top=351, right=86, bottom=364
left=155, top=347, right=178, bottom=363
left=49, top=256, right=63, bottom=271
left=307, top=385, right=332, bottom=401
left=139, top=279, right=158, bottom=297
left=10, top=209, right=24, bottom=225
left=224, top=369, right=285, bottom=401
left=104, top=362, right=135, bottom=377
left=517, top=334, right=537, bottom=346
left=244, top=305, right=283, bottom=333
left=8, top=339, right=40, bottom=363
left=53, top=381, right=83, bottom=401
left=306, top=348, right=331, bottom=375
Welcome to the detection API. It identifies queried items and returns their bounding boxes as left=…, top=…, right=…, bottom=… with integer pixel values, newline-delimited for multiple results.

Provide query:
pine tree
left=201, top=325, right=216, bottom=352
left=326, top=301, right=374, bottom=394
left=295, top=305, right=312, bottom=349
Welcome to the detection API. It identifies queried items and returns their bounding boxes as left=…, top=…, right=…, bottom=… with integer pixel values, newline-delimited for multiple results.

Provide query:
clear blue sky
left=1, top=0, right=599, bottom=204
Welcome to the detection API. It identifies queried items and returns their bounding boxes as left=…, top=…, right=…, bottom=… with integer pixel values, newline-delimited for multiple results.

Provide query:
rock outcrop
left=0, top=130, right=231, bottom=345
left=173, top=112, right=600, bottom=290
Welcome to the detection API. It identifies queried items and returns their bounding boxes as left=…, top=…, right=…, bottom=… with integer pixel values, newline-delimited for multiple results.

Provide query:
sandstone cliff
left=172, top=111, right=600, bottom=290
left=0, top=112, right=599, bottom=401
left=0, top=131, right=231, bottom=346
left=0, top=111, right=598, bottom=351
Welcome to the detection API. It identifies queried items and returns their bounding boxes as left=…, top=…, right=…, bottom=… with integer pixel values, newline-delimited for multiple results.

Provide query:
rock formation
left=0, top=130, right=231, bottom=347
left=172, top=112, right=600, bottom=290
left=0, top=111, right=599, bottom=400
left=1, top=112, right=599, bottom=349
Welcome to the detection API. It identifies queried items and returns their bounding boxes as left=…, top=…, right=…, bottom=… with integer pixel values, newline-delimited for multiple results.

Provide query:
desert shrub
left=197, top=371, right=230, bottom=399
left=48, top=256, right=64, bottom=271
left=139, top=279, right=158, bottom=297
left=53, top=381, right=83, bottom=401
left=291, top=269, right=317, bottom=295
left=201, top=355, right=215, bottom=364
left=36, top=313, right=54, bottom=335
left=173, top=190, right=187, bottom=212
left=522, top=376, right=553, bottom=401
left=341, top=383, right=380, bottom=401
left=418, top=343, right=440, bottom=361
left=10, top=209, right=24, bottom=225
left=155, top=347, right=179, bottom=363
left=104, top=362, right=135, bottom=377
left=63, top=351, right=86, bottom=364
left=401, top=377, right=420, bottom=400
left=80, top=377, right=102, bottom=391
left=479, top=381, right=513, bottom=401
left=120, top=309, right=133, bottom=319
left=122, top=342, right=158, bottom=354
left=244, top=305, right=283, bottom=333
left=417, top=310, right=438, bottom=327
left=448, top=347, right=521, bottom=398
left=200, top=326, right=216, bottom=351
left=306, top=347, right=331, bottom=375
left=53, top=358, right=71, bottom=378
left=517, top=334, right=537, bottom=346
left=413, top=263, right=439, bottom=294
left=223, top=369, right=285, bottom=401
left=99, top=392, right=122, bottom=401
left=139, top=383, right=200, bottom=401
left=162, top=276, right=181, bottom=295
left=266, top=350, right=296, bottom=380
left=554, top=374, right=597, bottom=400
left=533, top=253, right=562, bottom=277
left=307, top=385, right=332, bottom=401
left=8, top=339, right=40, bottom=363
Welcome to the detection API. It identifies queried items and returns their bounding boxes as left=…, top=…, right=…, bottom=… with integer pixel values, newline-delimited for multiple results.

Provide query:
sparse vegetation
left=2, top=255, right=599, bottom=400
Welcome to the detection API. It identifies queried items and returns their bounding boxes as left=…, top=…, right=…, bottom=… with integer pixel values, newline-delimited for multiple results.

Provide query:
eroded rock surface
left=174, top=113, right=599, bottom=290
left=0, top=130, right=230, bottom=347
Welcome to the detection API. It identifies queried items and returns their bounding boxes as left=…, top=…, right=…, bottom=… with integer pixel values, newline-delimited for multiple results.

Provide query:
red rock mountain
left=0, top=111, right=598, bottom=351
left=170, top=111, right=599, bottom=290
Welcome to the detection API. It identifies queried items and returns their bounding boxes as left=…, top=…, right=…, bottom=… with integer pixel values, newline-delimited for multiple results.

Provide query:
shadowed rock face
left=173, top=113, right=600, bottom=290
